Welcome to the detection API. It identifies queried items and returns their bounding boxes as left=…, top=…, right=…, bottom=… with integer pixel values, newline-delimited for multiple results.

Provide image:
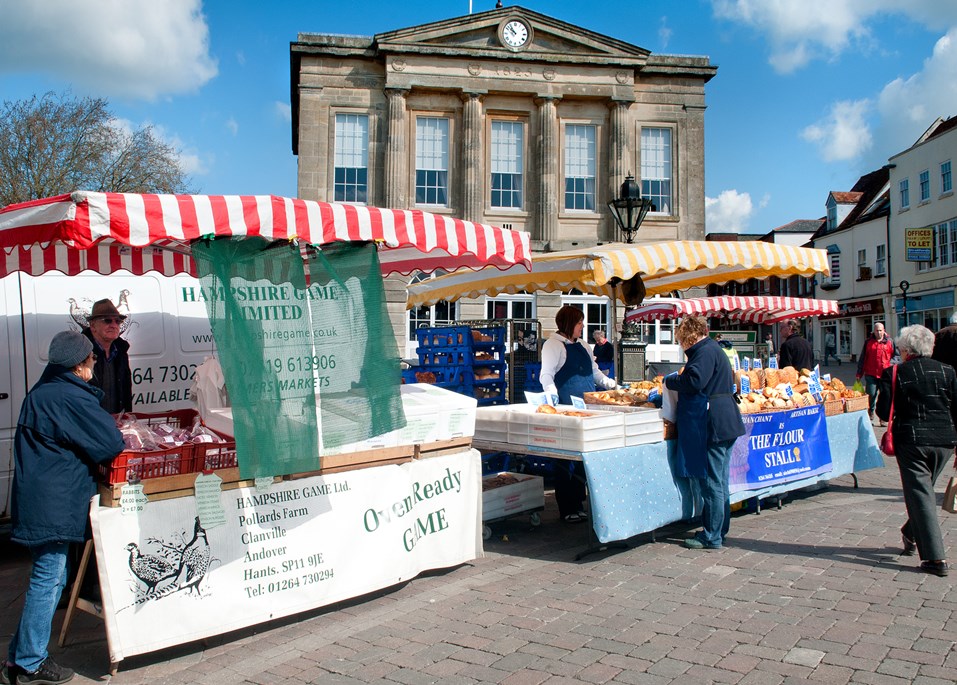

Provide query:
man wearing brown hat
left=81, top=299, right=133, bottom=414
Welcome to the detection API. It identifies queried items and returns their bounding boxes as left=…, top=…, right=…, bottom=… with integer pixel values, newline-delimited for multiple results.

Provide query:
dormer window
left=826, top=200, right=837, bottom=231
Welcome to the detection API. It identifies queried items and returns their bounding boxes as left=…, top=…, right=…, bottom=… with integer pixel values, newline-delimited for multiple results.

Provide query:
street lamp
left=899, top=280, right=910, bottom=328
left=607, top=173, right=655, bottom=243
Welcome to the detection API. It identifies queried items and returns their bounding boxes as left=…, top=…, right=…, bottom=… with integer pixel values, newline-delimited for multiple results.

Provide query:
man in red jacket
left=856, top=322, right=898, bottom=425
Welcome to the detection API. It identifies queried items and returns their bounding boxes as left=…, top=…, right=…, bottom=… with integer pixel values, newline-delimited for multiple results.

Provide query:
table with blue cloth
left=476, top=410, right=884, bottom=545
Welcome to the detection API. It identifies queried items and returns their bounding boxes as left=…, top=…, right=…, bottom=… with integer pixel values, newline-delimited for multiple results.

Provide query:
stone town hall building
left=290, top=6, right=716, bottom=355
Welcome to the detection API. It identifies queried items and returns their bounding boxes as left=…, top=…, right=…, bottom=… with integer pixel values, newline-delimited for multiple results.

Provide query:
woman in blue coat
left=665, top=317, right=745, bottom=550
left=5, top=331, right=125, bottom=685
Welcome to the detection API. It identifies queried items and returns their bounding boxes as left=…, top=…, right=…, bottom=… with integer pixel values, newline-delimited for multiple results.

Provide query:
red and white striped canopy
left=624, top=296, right=839, bottom=325
left=0, top=192, right=532, bottom=277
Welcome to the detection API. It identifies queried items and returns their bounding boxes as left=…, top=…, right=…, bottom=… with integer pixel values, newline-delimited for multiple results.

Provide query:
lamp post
left=899, top=280, right=909, bottom=329
left=607, top=173, right=655, bottom=243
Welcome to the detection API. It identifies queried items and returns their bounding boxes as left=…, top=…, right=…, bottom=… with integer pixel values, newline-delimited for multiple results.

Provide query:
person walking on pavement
left=857, top=322, right=899, bottom=425
left=876, top=324, right=956, bottom=577
left=3, top=332, right=125, bottom=685
left=666, top=317, right=745, bottom=550
left=931, top=312, right=957, bottom=370
left=823, top=330, right=841, bottom=365
left=764, top=333, right=774, bottom=358
left=777, top=319, right=813, bottom=370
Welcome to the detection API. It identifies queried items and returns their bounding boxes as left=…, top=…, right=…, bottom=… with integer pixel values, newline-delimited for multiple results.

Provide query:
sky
left=1, top=0, right=956, bottom=236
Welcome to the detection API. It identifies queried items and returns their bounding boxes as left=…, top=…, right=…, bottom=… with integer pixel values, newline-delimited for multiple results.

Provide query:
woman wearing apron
left=540, top=306, right=617, bottom=523
left=665, top=316, right=745, bottom=549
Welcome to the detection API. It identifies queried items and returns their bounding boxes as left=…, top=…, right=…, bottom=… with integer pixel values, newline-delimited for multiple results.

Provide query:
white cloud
left=705, top=190, right=754, bottom=233
left=712, top=0, right=957, bottom=73
left=274, top=101, right=292, bottom=122
left=225, top=117, right=239, bottom=136
left=801, top=99, right=873, bottom=162
left=658, top=18, right=673, bottom=50
left=876, top=26, right=957, bottom=157
left=0, top=0, right=217, bottom=100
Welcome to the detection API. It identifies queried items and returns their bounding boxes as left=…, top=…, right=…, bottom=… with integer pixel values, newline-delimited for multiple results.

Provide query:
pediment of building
left=374, top=6, right=650, bottom=67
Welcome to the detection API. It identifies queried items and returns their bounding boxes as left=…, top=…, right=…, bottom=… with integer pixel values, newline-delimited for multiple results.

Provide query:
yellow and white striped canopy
left=407, top=240, right=830, bottom=308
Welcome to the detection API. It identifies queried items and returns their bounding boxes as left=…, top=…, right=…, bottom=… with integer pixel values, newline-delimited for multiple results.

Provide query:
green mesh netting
left=192, top=238, right=405, bottom=479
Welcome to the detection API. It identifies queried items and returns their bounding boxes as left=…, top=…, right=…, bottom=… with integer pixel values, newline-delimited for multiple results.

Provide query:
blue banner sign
left=729, top=405, right=832, bottom=493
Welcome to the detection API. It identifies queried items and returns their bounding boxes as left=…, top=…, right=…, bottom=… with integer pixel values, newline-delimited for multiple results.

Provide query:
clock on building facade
left=498, top=18, right=531, bottom=49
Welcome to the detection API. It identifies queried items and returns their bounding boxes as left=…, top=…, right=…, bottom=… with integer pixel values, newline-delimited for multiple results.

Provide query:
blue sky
left=1, top=0, right=956, bottom=235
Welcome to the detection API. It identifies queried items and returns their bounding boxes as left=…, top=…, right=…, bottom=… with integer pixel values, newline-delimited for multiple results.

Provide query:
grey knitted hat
left=49, top=330, right=93, bottom=367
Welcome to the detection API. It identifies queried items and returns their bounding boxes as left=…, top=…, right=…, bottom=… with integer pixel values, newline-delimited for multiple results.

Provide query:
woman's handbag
left=943, top=474, right=957, bottom=514
left=879, top=366, right=896, bottom=456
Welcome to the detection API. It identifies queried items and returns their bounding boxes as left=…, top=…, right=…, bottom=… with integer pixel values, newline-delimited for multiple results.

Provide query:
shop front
left=819, top=297, right=887, bottom=362
left=893, top=288, right=956, bottom=332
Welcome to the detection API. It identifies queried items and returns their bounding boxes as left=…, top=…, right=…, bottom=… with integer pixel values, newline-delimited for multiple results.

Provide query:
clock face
left=502, top=20, right=529, bottom=48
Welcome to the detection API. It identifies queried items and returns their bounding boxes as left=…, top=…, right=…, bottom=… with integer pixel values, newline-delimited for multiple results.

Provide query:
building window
left=828, top=254, right=840, bottom=283
left=641, top=127, right=672, bottom=214
left=826, top=201, right=837, bottom=231
left=415, top=117, right=449, bottom=206
left=920, top=169, right=930, bottom=202
left=857, top=248, right=866, bottom=267
left=939, top=221, right=952, bottom=267
left=333, top=113, right=368, bottom=203
left=564, top=124, right=596, bottom=211
left=942, top=160, right=952, bottom=194
left=876, top=244, right=886, bottom=275
left=490, top=121, right=524, bottom=209
left=917, top=220, right=957, bottom=270
left=899, top=178, right=909, bottom=209
left=406, top=273, right=458, bottom=355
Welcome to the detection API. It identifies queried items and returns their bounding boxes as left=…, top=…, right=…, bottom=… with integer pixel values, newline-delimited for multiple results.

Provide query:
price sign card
left=753, top=358, right=763, bottom=369
left=194, top=472, right=228, bottom=529
left=740, top=374, right=751, bottom=394
left=570, top=396, right=586, bottom=409
left=119, top=483, right=148, bottom=516
left=768, top=356, right=778, bottom=369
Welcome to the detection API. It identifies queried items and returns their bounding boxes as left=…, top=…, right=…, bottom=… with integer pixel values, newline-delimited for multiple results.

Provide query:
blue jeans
left=7, top=542, right=69, bottom=672
left=863, top=374, right=880, bottom=416
left=696, top=440, right=735, bottom=547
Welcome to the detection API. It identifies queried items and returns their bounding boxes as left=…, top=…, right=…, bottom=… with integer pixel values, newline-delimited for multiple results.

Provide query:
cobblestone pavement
left=3, top=425, right=954, bottom=685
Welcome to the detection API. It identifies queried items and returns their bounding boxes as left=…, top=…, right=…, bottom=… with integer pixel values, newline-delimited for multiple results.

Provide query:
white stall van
left=1, top=272, right=214, bottom=522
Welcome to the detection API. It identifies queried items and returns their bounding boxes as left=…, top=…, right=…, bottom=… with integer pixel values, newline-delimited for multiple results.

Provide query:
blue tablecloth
left=581, top=410, right=884, bottom=543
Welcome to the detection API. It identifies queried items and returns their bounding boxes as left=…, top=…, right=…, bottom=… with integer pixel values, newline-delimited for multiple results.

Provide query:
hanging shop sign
left=905, top=227, right=934, bottom=262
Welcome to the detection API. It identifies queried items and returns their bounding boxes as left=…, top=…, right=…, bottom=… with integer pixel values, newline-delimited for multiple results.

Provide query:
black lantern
left=608, top=174, right=655, bottom=243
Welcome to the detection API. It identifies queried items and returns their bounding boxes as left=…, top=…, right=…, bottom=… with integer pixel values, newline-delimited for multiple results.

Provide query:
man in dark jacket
left=932, top=313, right=957, bottom=370
left=777, top=319, right=813, bottom=370
left=82, top=298, right=133, bottom=414
left=666, top=316, right=745, bottom=550
left=5, top=331, right=125, bottom=685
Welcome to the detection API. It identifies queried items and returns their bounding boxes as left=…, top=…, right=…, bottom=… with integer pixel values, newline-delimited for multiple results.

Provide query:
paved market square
left=2, top=365, right=955, bottom=684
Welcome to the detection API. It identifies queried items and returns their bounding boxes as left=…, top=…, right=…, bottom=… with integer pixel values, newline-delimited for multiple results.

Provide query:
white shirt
left=539, top=332, right=616, bottom=398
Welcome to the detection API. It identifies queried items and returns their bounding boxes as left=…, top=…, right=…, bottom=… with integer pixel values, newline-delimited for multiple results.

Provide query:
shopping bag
left=852, top=379, right=864, bottom=393
left=879, top=430, right=894, bottom=456
left=943, top=475, right=957, bottom=514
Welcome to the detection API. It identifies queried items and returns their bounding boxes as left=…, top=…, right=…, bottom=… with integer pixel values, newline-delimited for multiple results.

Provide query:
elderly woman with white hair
left=876, top=324, right=957, bottom=577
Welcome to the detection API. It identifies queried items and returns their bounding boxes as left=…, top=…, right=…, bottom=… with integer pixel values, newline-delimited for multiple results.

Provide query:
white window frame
left=415, top=116, right=450, bottom=207
left=876, top=244, right=886, bottom=276
left=406, top=272, right=459, bottom=357
left=899, top=178, right=910, bottom=209
left=942, top=160, right=952, bottom=195
left=919, top=169, right=930, bottom=202
left=563, top=123, right=597, bottom=212
left=560, top=294, right=611, bottom=349
left=489, top=120, right=525, bottom=210
left=640, top=127, right=674, bottom=216
left=333, top=113, right=369, bottom=204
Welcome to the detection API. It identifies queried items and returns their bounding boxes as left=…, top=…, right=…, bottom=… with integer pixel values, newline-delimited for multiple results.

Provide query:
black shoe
left=920, top=561, right=950, bottom=577
left=2, top=664, right=19, bottom=685
left=901, top=534, right=916, bottom=556
left=15, top=657, right=74, bottom=684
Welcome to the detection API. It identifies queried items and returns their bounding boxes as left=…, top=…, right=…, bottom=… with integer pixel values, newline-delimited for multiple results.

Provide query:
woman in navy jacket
left=6, top=331, right=125, bottom=684
left=665, top=317, right=745, bottom=550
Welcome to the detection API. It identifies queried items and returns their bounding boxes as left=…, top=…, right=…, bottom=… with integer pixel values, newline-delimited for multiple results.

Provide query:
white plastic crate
left=482, top=472, right=545, bottom=521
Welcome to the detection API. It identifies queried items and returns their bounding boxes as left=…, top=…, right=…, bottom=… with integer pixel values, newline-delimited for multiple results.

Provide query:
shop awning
left=0, top=191, right=532, bottom=277
left=407, top=241, right=830, bottom=308
left=624, top=295, right=840, bottom=325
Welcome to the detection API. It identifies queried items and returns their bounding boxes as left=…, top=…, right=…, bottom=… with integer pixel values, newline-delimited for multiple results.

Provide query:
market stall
left=623, top=295, right=840, bottom=325
left=0, top=191, right=532, bottom=666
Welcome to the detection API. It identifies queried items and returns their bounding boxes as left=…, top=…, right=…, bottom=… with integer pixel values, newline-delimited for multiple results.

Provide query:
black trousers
left=554, top=460, right=586, bottom=518
left=896, top=443, right=951, bottom=561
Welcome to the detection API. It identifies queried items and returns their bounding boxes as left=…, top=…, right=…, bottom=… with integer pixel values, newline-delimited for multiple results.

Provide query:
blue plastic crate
left=520, top=362, right=543, bottom=395
left=597, top=361, right=615, bottom=380
left=470, top=326, right=506, bottom=348
left=417, top=347, right=470, bottom=366
left=416, top=326, right=472, bottom=349
left=473, top=380, right=508, bottom=406
left=401, top=368, right=419, bottom=384
left=471, top=361, right=506, bottom=383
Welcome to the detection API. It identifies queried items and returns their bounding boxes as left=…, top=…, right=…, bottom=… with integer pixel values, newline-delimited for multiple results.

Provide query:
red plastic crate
left=98, top=408, right=212, bottom=484
left=191, top=427, right=238, bottom=472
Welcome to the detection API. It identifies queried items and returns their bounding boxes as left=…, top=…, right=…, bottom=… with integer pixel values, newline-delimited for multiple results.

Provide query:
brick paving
left=2, top=419, right=955, bottom=684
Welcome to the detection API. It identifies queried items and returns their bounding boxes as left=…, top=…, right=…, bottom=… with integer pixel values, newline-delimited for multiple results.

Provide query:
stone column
left=607, top=99, right=631, bottom=242
left=535, top=96, right=560, bottom=243
left=460, top=91, right=484, bottom=222
left=384, top=87, right=409, bottom=208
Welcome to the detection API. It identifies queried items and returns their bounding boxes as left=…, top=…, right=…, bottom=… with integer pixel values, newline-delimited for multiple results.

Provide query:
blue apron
left=553, top=340, right=595, bottom=405
left=675, top=392, right=709, bottom=478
